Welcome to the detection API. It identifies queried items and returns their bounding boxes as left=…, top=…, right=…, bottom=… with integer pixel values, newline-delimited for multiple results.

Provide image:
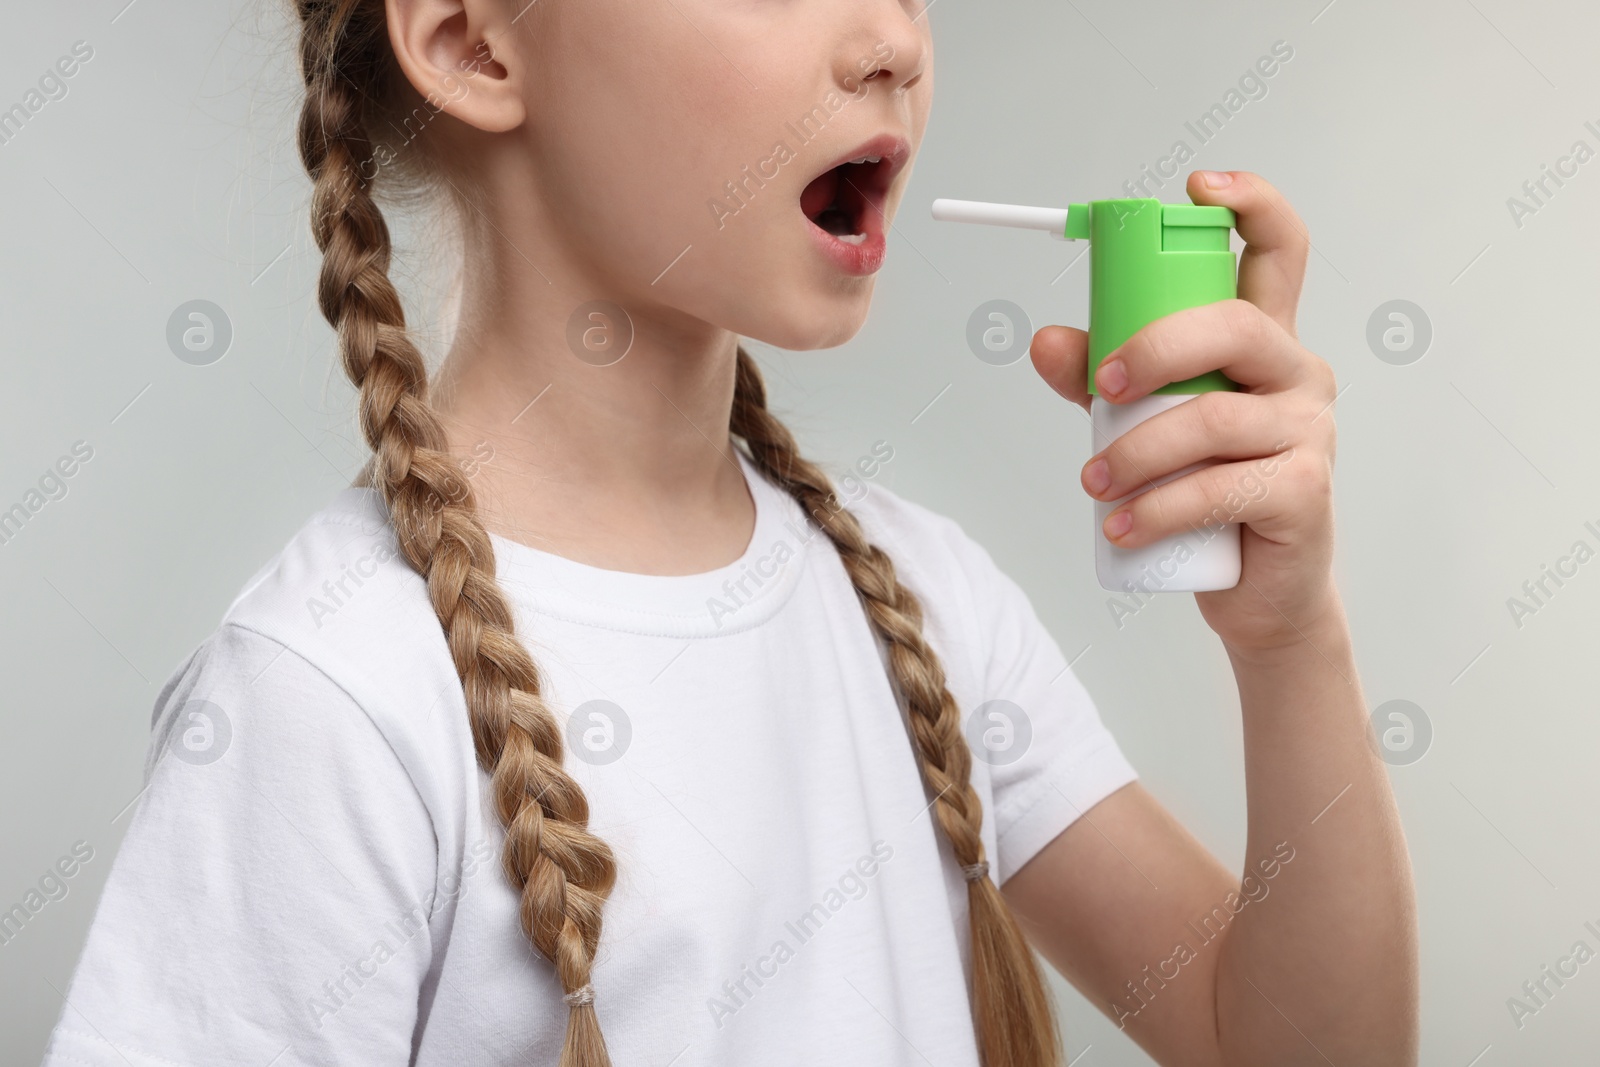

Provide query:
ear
left=385, top=0, right=524, bottom=133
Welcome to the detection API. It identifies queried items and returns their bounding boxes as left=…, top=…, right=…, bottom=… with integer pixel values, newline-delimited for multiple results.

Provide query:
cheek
left=652, top=37, right=829, bottom=242
left=524, top=74, right=707, bottom=271
left=671, top=87, right=795, bottom=239
left=533, top=28, right=786, bottom=269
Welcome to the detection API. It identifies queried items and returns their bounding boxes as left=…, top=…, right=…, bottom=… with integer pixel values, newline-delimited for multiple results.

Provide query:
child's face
left=511, top=0, right=933, bottom=350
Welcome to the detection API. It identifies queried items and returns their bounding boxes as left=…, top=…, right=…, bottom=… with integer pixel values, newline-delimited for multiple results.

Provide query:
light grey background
left=4, top=0, right=1598, bottom=1063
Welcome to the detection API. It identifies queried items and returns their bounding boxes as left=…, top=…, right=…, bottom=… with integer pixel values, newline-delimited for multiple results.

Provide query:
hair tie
left=564, top=983, right=596, bottom=1007
left=962, top=860, right=989, bottom=883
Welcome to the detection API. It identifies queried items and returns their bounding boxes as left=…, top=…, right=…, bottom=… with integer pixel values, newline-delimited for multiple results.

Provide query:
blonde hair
left=291, top=2, right=1060, bottom=1063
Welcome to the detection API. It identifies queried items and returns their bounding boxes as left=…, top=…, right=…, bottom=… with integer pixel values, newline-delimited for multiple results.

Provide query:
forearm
left=1211, top=584, right=1419, bottom=1065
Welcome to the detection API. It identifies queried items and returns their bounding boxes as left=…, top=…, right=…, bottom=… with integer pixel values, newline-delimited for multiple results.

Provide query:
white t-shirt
left=41, top=446, right=1137, bottom=1067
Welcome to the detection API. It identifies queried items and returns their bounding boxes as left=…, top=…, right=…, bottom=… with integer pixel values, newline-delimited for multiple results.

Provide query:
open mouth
left=797, top=135, right=909, bottom=274
left=800, top=155, right=891, bottom=244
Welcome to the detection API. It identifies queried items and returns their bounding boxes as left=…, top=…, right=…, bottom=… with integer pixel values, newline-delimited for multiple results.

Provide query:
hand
left=1029, top=170, right=1340, bottom=656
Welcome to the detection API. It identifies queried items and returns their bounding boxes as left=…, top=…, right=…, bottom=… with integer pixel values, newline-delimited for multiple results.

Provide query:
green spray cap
left=932, top=196, right=1241, bottom=395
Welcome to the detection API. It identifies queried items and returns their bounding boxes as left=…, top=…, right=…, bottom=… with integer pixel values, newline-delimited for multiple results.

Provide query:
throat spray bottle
left=931, top=196, right=1243, bottom=593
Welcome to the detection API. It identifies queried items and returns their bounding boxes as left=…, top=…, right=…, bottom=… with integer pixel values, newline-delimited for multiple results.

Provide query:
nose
left=839, top=1, right=929, bottom=97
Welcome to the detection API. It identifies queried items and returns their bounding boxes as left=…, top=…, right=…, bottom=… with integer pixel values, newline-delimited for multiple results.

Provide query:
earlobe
left=384, top=0, right=525, bottom=134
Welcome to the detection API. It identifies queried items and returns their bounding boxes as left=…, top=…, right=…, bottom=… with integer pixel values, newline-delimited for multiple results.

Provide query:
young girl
left=41, top=1, right=1417, bottom=1065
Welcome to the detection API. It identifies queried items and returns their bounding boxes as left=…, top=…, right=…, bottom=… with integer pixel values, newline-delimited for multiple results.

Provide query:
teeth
left=837, top=233, right=868, bottom=245
left=847, top=155, right=883, bottom=165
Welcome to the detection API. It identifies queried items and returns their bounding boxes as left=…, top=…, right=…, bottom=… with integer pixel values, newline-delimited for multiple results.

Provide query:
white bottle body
left=1092, top=393, right=1241, bottom=593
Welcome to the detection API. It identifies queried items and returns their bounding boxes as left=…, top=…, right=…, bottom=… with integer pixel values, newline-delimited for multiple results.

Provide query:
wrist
left=1221, top=582, right=1353, bottom=674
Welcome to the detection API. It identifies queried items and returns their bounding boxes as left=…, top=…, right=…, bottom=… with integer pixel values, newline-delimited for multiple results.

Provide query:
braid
left=731, top=348, right=1063, bottom=1067
left=292, top=4, right=616, bottom=1065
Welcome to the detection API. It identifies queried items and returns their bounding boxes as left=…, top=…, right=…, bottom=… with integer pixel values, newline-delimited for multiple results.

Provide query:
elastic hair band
left=962, top=860, right=989, bottom=883
left=564, top=983, right=596, bottom=1007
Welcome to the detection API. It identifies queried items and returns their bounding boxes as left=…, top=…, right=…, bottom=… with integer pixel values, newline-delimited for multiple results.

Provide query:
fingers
left=1081, top=391, right=1294, bottom=503
left=1100, top=447, right=1322, bottom=550
left=1030, top=324, right=1091, bottom=411
left=1184, top=170, right=1310, bottom=338
left=1093, top=299, right=1306, bottom=400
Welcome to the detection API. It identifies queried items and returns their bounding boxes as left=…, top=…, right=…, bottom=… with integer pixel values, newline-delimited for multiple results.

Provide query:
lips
left=799, top=134, right=911, bottom=242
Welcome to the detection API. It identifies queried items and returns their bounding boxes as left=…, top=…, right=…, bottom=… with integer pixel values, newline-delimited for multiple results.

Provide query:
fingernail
left=1083, top=458, right=1111, bottom=495
left=1201, top=170, right=1233, bottom=188
left=1097, top=359, right=1127, bottom=396
left=1105, top=510, right=1133, bottom=539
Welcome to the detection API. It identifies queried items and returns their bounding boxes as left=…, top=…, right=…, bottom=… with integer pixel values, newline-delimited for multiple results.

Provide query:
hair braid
left=292, top=4, right=616, bottom=1064
left=731, top=347, right=1063, bottom=1067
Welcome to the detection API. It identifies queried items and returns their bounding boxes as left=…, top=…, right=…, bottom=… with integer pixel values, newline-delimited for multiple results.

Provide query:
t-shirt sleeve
left=41, top=624, right=440, bottom=1067
left=942, top=523, right=1139, bottom=886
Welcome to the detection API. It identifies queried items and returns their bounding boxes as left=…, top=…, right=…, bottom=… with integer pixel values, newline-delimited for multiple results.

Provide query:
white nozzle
left=931, top=198, right=1073, bottom=239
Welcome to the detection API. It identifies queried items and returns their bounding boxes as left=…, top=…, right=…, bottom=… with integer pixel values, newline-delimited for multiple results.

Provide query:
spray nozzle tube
left=929, top=198, right=1085, bottom=240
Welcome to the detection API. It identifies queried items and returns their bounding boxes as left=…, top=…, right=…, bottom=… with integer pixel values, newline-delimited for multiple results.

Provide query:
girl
left=41, top=1, right=1417, bottom=1065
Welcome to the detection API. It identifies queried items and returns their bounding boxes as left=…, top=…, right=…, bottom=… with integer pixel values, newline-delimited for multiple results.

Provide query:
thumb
left=1029, top=324, right=1092, bottom=412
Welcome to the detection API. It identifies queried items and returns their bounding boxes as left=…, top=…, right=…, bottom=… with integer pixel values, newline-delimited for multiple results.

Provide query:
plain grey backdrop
left=5, top=0, right=1599, bottom=1063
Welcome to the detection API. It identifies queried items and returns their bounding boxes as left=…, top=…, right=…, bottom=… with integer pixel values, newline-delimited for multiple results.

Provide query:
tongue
left=801, top=166, right=841, bottom=220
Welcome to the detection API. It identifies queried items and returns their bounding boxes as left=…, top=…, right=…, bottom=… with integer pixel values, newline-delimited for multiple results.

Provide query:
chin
left=740, top=291, right=874, bottom=352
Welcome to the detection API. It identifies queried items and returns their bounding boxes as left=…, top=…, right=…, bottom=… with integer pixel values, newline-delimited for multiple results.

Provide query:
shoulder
left=841, top=473, right=1032, bottom=686
left=844, top=472, right=1025, bottom=607
left=220, top=486, right=422, bottom=638
left=216, top=487, right=454, bottom=702
left=842, top=473, right=1139, bottom=883
left=153, top=488, right=474, bottom=805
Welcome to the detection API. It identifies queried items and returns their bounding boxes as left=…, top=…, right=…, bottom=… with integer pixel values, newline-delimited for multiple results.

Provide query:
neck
left=407, top=241, right=757, bottom=575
